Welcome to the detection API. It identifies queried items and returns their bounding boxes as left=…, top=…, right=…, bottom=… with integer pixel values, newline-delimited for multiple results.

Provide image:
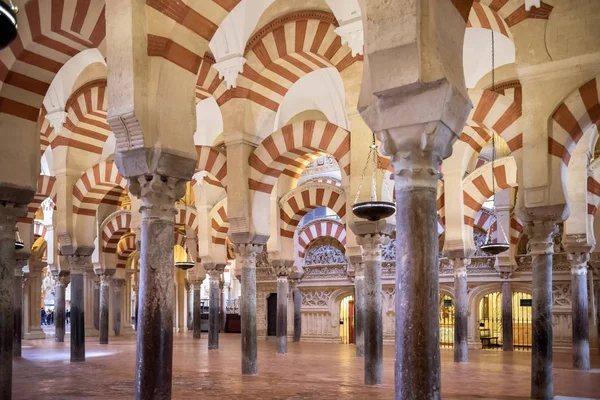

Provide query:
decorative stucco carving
left=301, top=289, right=335, bottom=307
left=304, top=243, right=347, bottom=266
left=552, top=283, right=571, bottom=307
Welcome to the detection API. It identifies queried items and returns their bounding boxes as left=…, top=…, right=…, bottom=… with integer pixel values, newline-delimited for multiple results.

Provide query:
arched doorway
left=513, top=291, right=532, bottom=349
left=339, top=295, right=354, bottom=344
left=267, top=293, right=277, bottom=337
left=479, top=292, right=502, bottom=349
left=439, top=294, right=454, bottom=348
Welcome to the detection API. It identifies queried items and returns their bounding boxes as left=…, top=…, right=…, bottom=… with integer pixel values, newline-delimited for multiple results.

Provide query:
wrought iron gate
left=439, top=294, right=454, bottom=348
left=513, top=291, right=532, bottom=350
left=479, top=292, right=502, bottom=349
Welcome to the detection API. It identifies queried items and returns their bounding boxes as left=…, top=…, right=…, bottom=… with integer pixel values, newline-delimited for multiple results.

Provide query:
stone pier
left=358, top=234, right=388, bottom=385
left=502, top=281, right=513, bottom=351
left=13, top=255, right=28, bottom=357
left=567, top=252, right=590, bottom=370
left=99, top=274, right=111, bottom=344
left=451, top=258, right=469, bottom=363
left=351, top=256, right=365, bottom=357
left=24, top=260, right=46, bottom=340
left=235, top=243, right=262, bottom=375
left=206, top=265, right=222, bottom=350
left=54, top=272, right=69, bottom=343
left=275, top=263, right=291, bottom=354
left=68, top=255, right=89, bottom=362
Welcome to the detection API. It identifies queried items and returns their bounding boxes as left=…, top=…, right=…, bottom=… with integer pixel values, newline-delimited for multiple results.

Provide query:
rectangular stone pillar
left=502, top=281, right=513, bottom=351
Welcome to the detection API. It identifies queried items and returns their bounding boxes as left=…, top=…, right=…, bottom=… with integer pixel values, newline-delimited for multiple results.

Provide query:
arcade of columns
left=1, top=0, right=600, bottom=399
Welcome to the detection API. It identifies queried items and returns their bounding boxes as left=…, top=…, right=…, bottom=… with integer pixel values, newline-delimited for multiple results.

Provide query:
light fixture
left=0, top=1, right=18, bottom=50
left=479, top=30, right=510, bottom=256
left=14, top=227, right=23, bottom=250
left=352, top=132, right=395, bottom=221
left=175, top=183, right=195, bottom=270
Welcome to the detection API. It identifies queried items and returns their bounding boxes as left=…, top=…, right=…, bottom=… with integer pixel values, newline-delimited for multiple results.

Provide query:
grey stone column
left=526, top=222, right=555, bottom=400
left=192, top=280, right=203, bottom=339
left=0, top=203, right=26, bottom=398
left=219, top=278, right=226, bottom=333
left=129, top=175, right=186, bottom=400
left=502, top=281, right=513, bottom=351
left=93, top=279, right=100, bottom=330
left=186, top=280, right=192, bottom=331
left=99, top=274, right=111, bottom=344
left=53, top=272, right=69, bottom=343
left=206, top=265, right=221, bottom=350
left=358, top=233, right=388, bottom=385
left=113, top=279, right=123, bottom=336
left=292, top=284, right=302, bottom=342
left=67, top=255, right=89, bottom=362
left=13, top=256, right=28, bottom=357
left=275, top=264, right=291, bottom=354
left=352, top=257, right=365, bottom=357
left=451, top=258, right=469, bottom=363
left=567, top=252, right=590, bottom=370
left=235, top=243, right=262, bottom=375
left=132, top=283, right=139, bottom=331
left=24, top=260, right=45, bottom=340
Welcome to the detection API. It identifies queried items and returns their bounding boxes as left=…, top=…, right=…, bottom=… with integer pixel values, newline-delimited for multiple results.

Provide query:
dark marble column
left=235, top=243, right=262, bottom=375
left=0, top=204, right=24, bottom=398
left=451, top=258, right=469, bottom=363
left=352, top=258, right=365, bottom=357
left=93, top=279, right=100, bottom=330
left=54, top=272, right=69, bottom=343
left=219, top=278, right=226, bottom=333
left=129, top=175, right=185, bottom=400
left=358, top=234, right=388, bottom=385
left=133, top=283, right=139, bottom=331
left=502, top=281, right=513, bottom=351
left=568, top=252, right=590, bottom=370
left=192, top=280, right=203, bottom=339
left=186, top=281, right=192, bottom=331
left=275, top=265, right=290, bottom=354
left=67, top=255, right=89, bottom=362
left=99, top=274, right=111, bottom=344
left=113, top=279, right=123, bottom=336
left=206, top=266, right=221, bottom=350
left=13, top=256, right=27, bottom=357
left=526, top=222, right=555, bottom=399
left=292, top=285, right=302, bottom=342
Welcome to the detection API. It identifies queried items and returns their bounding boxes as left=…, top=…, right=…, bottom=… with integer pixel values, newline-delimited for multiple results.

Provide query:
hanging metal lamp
left=479, top=30, right=509, bottom=256
left=14, top=227, right=24, bottom=250
left=0, top=1, right=18, bottom=50
left=352, top=132, right=395, bottom=221
left=175, top=183, right=195, bottom=270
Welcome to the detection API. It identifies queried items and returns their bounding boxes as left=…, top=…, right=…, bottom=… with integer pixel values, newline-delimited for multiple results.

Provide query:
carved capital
left=334, top=19, right=364, bottom=57
left=99, top=274, right=112, bottom=286
left=450, top=258, right=470, bottom=278
left=524, top=221, right=556, bottom=255
left=67, top=255, right=90, bottom=275
left=567, top=252, right=589, bottom=275
left=234, top=243, right=263, bottom=269
left=0, top=202, right=27, bottom=241
left=189, top=278, right=204, bottom=290
left=128, top=174, right=187, bottom=221
left=113, top=278, right=125, bottom=292
left=54, top=273, right=70, bottom=288
left=357, top=233, right=390, bottom=262
left=212, top=55, right=246, bottom=89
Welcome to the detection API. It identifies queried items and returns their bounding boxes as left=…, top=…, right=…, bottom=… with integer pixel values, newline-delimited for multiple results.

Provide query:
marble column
left=132, top=284, right=139, bottom=331
left=235, top=243, right=263, bottom=375
left=526, top=222, right=556, bottom=399
left=67, top=255, right=89, bottom=362
left=113, top=279, right=123, bottom=336
left=292, top=285, right=302, bottom=342
left=13, top=256, right=27, bottom=357
left=186, top=280, right=192, bottom=331
left=206, top=266, right=221, bottom=350
left=192, top=280, right=203, bottom=339
left=219, top=278, right=226, bottom=333
left=99, top=274, right=111, bottom=344
left=502, top=281, right=513, bottom=351
left=0, top=203, right=25, bottom=398
left=84, top=270, right=99, bottom=337
left=352, top=258, right=365, bottom=357
left=275, top=265, right=291, bottom=354
left=53, top=272, right=70, bottom=343
left=129, top=175, right=185, bottom=400
left=358, top=234, right=388, bottom=385
left=451, top=258, right=469, bottom=363
left=24, top=260, right=46, bottom=340
left=568, top=252, right=590, bottom=370
left=93, top=279, right=100, bottom=330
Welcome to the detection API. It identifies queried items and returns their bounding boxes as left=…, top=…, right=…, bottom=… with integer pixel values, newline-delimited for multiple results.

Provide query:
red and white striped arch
left=587, top=159, right=600, bottom=216
left=195, top=55, right=222, bottom=102
left=117, top=233, right=136, bottom=268
left=478, top=0, right=553, bottom=28
left=303, top=176, right=342, bottom=187
left=549, top=77, right=600, bottom=166
left=174, top=230, right=187, bottom=248
left=510, top=215, right=524, bottom=245
left=280, top=183, right=346, bottom=238
left=249, top=120, right=350, bottom=194
left=33, top=220, right=47, bottom=240
left=175, top=206, right=199, bottom=233
left=196, top=145, right=227, bottom=188
left=21, top=175, right=57, bottom=224
left=101, top=211, right=132, bottom=253
left=42, top=80, right=110, bottom=156
left=214, top=11, right=359, bottom=112
left=467, top=2, right=512, bottom=39
left=296, top=219, right=347, bottom=259
left=210, top=201, right=229, bottom=245
left=0, top=0, right=105, bottom=125
left=462, top=157, right=518, bottom=227
left=437, top=181, right=445, bottom=228
left=72, top=160, right=127, bottom=216
left=474, top=208, right=496, bottom=233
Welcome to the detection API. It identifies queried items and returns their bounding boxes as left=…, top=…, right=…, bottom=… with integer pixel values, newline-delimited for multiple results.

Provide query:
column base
left=24, top=327, right=46, bottom=340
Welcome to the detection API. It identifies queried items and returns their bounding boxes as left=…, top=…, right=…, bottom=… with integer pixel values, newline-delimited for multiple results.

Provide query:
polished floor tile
left=12, top=333, right=600, bottom=399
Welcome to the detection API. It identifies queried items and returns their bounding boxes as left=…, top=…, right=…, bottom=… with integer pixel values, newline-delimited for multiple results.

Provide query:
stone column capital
left=113, top=278, right=125, bottom=292
left=67, top=255, right=90, bottom=275
left=524, top=221, right=556, bottom=255
left=567, top=252, right=590, bottom=275
left=450, top=258, right=470, bottom=278
left=234, top=243, right=263, bottom=269
left=99, top=274, right=112, bottom=286
left=128, top=174, right=187, bottom=221
left=0, top=202, right=28, bottom=240
left=53, top=272, right=70, bottom=287
left=189, top=279, right=204, bottom=290
left=357, top=233, right=390, bottom=262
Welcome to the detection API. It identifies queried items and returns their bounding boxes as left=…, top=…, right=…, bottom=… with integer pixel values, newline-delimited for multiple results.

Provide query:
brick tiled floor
left=12, top=333, right=600, bottom=399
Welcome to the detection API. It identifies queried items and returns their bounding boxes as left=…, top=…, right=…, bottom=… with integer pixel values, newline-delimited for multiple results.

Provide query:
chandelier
left=352, top=132, right=395, bottom=221
left=0, top=1, right=18, bottom=49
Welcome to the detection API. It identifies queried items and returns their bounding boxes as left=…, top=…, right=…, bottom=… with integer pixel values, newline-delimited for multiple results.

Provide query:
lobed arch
left=100, top=210, right=132, bottom=253
left=21, top=175, right=57, bottom=224
left=279, top=182, right=346, bottom=238
left=296, top=219, right=346, bottom=260
left=210, top=199, right=229, bottom=246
